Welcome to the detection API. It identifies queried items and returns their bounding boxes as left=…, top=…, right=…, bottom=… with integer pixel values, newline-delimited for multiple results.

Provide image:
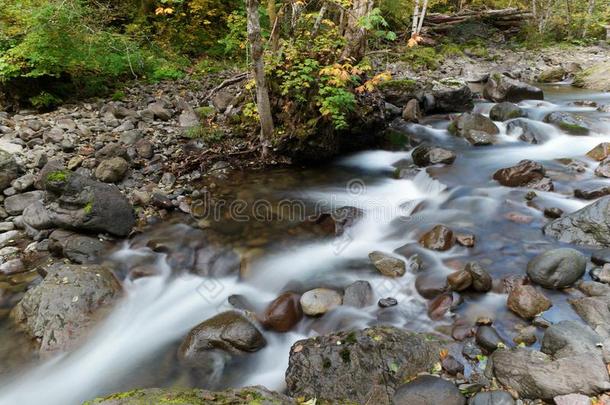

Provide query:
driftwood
left=203, top=73, right=249, bottom=103
left=425, top=8, right=532, bottom=33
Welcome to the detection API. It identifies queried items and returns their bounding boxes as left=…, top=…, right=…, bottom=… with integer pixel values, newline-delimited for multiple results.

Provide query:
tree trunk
left=267, top=0, right=277, bottom=28
left=312, top=2, right=328, bottom=38
left=340, top=0, right=373, bottom=61
left=246, top=0, right=274, bottom=157
left=582, top=0, right=595, bottom=38
left=416, top=0, right=429, bottom=35
left=412, top=0, right=420, bottom=36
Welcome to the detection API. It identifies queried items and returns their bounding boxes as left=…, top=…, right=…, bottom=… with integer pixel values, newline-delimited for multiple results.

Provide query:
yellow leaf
left=155, top=7, right=165, bottom=15
left=407, top=37, right=418, bottom=48
left=164, top=7, right=174, bottom=15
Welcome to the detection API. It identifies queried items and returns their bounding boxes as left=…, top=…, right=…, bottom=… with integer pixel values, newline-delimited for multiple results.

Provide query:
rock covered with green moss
left=84, top=386, right=294, bottom=405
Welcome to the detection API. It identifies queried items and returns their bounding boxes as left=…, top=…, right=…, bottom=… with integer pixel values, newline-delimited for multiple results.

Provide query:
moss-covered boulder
left=573, top=62, right=610, bottom=92
left=544, top=112, right=590, bottom=135
left=84, top=386, right=294, bottom=405
left=484, top=72, right=544, bottom=103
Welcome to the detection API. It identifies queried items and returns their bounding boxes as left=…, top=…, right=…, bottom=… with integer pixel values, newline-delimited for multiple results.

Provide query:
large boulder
left=526, top=248, right=586, bottom=289
left=39, top=170, right=135, bottom=236
left=411, top=145, right=456, bottom=167
left=393, top=375, right=465, bottom=405
left=48, top=229, right=109, bottom=264
left=3, top=191, right=44, bottom=215
left=422, top=82, right=474, bottom=114
left=84, top=386, right=294, bottom=405
left=489, top=102, right=524, bottom=122
left=544, top=197, right=610, bottom=247
left=483, top=72, right=544, bottom=102
left=10, top=263, right=122, bottom=354
left=285, top=327, right=442, bottom=404
left=491, top=348, right=610, bottom=399
left=541, top=320, right=606, bottom=361
left=448, top=113, right=499, bottom=146
left=573, top=62, right=610, bottom=92
left=0, top=149, right=19, bottom=191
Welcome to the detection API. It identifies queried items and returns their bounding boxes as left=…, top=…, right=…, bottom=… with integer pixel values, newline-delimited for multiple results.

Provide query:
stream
left=0, top=84, right=610, bottom=404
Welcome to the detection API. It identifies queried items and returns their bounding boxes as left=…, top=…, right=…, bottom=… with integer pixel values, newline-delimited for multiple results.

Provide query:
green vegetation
left=46, top=170, right=71, bottom=183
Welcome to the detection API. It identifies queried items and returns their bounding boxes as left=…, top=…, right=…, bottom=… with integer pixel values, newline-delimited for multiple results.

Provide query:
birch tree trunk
left=416, top=0, right=428, bottom=35
left=312, top=2, right=328, bottom=38
left=340, top=0, right=373, bottom=61
left=246, top=0, right=274, bottom=157
left=412, top=0, right=420, bottom=37
left=582, top=0, right=596, bottom=38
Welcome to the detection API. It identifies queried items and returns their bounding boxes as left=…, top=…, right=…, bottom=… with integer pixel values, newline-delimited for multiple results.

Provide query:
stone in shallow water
left=368, top=251, right=406, bottom=277
left=393, top=375, right=465, bottom=405
left=343, top=280, right=373, bottom=308
left=411, top=144, right=456, bottom=167
left=447, top=270, right=472, bottom=291
left=587, top=142, right=610, bottom=161
left=476, top=325, right=506, bottom=353
left=261, top=292, right=303, bottom=333
left=448, top=113, right=499, bottom=146
left=299, top=288, right=342, bottom=316
left=489, top=102, right=524, bottom=122
left=465, top=262, right=493, bottom=292
left=484, top=72, right=544, bottom=103
left=595, top=158, right=610, bottom=178
left=544, top=111, right=590, bottom=135
left=419, top=224, right=454, bottom=251
left=574, top=181, right=610, bottom=199
left=526, top=248, right=586, bottom=289
left=544, top=196, right=610, bottom=247
left=378, top=297, right=398, bottom=308
left=507, top=284, right=552, bottom=319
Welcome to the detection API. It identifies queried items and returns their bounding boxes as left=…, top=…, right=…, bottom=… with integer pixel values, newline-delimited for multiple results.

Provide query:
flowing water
left=0, top=85, right=610, bottom=404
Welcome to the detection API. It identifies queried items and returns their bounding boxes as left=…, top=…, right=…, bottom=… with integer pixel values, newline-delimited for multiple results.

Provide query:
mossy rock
left=573, top=62, right=610, bottom=92
left=84, top=386, right=295, bottom=405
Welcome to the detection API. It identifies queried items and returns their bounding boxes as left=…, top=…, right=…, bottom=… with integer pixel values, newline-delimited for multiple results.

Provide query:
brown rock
left=262, top=292, right=303, bottom=333
left=428, top=293, right=453, bottom=320
left=419, top=225, right=454, bottom=251
left=586, top=143, right=610, bottom=161
left=447, top=270, right=472, bottom=291
left=455, top=233, right=475, bottom=248
left=465, top=262, right=493, bottom=292
left=595, top=159, right=610, bottom=178
left=507, top=284, right=552, bottom=319
left=493, top=160, right=550, bottom=189
left=416, top=273, right=448, bottom=299
left=402, top=99, right=422, bottom=122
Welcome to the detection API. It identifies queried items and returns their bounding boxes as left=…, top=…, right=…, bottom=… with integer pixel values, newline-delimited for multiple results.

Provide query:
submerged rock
left=299, top=288, right=342, bottom=316
left=526, top=248, right=586, bottom=289
left=261, top=292, right=303, bottom=333
left=506, top=118, right=550, bottom=144
left=419, top=225, right=454, bottom=251
left=544, top=196, right=610, bottom=247
left=483, top=72, right=544, bottom=103
left=286, top=326, right=442, bottom=404
left=411, top=145, right=456, bottom=167
left=369, top=251, right=406, bottom=277
left=10, top=263, right=122, bottom=354
left=476, top=325, right=506, bottom=353
left=343, top=280, right=373, bottom=308
left=393, top=375, right=465, bottom=405
left=465, top=262, right=493, bottom=292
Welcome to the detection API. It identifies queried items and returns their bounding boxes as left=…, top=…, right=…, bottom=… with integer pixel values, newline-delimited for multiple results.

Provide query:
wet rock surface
left=449, top=113, right=499, bottom=146
left=393, top=375, right=465, bottom=405
left=526, top=248, right=586, bottom=289
left=483, top=72, right=544, bottom=102
left=544, top=197, right=610, bottom=247
left=285, top=327, right=442, bottom=404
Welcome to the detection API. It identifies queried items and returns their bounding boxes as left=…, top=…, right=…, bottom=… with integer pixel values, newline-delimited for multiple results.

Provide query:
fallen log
left=425, top=8, right=532, bottom=33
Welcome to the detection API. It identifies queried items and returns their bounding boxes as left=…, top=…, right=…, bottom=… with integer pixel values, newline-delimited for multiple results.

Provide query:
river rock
left=574, top=181, right=610, bottom=199
left=86, top=386, right=295, bottom=405
left=544, top=112, right=589, bottom=135
left=419, top=225, right=454, bottom=251
left=411, top=145, right=456, bottom=167
left=539, top=66, right=567, bottom=82
left=507, top=284, right=552, bottom=319
left=526, top=248, right=586, bottom=289
left=492, top=160, right=549, bottom=189
left=261, top=292, right=303, bottom=333
left=393, top=375, right=465, bottom=405
left=483, top=72, right=544, bottom=102
left=48, top=229, right=108, bottom=264
left=449, top=113, right=499, bottom=146
left=378, top=297, right=398, bottom=307
left=95, top=157, right=129, bottom=183
left=543, top=197, right=610, bottom=247
left=541, top=320, right=605, bottom=361
left=179, top=311, right=266, bottom=363
left=422, top=82, right=474, bottom=114
left=465, top=262, right=493, bottom=292
left=402, top=99, right=422, bottom=122
left=415, top=272, right=448, bottom=299
left=41, top=170, right=135, bottom=236
left=308, top=206, right=363, bottom=236
left=441, top=354, right=464, bottom=375
left=476, top=325, right=505, bottom=353
left=491, top=348, right=610, bottom=399
left=22, top=200, right=52, bottom=229
left=506, top=118, right=550, bottom=144
left=10, top=263, right=122, bottom=354
left=586, top=142, right=610, bottom=161
left=285, top=326, right=442, bottom=403
left=447, top=270, right=472, bottom=291
left=594, top=158, right=610, bottom=178
left=3, top=190, right=44, bottom=215
left=489, top=102, right=524, bottom=122
left=428, top=293, right=453, bottom=320
left=469, top=391, right=515, bottom=405
left=369, top=251, right=406, bottom=277
left=299, top=288, right=342, bottom=316
left=343, top=280, right=373, bottom=308
left=0, top=150, right=19, bottom=191
left=148, top=102, right=172, bottom=121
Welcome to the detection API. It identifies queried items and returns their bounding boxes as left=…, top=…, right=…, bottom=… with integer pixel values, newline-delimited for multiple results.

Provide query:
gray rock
left=449, top=113, right=499, bottom=146
left=412, top=145, right=456, bottom=167
left=422, top=83, right=473, bottom=114
left=544, top=197, right=610, bottom=247
left=484, top=72, right=544, bottom=102
left=0, top=149, right=19, bottom=191
left=95, top=157, right=129, bottom=183
left=148, top=102, right=172, bottom=121
left=489, top=102, right=524, bottom=122
left=545, top=112, right=589, bottom=135
left=0, top=230, right=21, bottom=248
left=43, top=127, right=64, bottom=143
left=3, top=191, right=44, bottom=215
left=48, top=229, right=109, bottom=263
left=286, top=327, right=442, bottom=404
left=393, top=375, right=465, bottom=405
left=466, top=262, right=493, bottom=292
left=506, top=118, right=550, bottom=144
left=11, top=173, right=35, bottom=192
left=469, top=391, right=514, bottom=405
left=178, top=311, right=266, bottom=363
left=569, top=295, right=610, bottom=340
left=526, top=248, right=586, bottom=289
left=476, top=325, right=506, bottom=353
left=491, top=348, right=610, bottom=399
left=299, top=288, right=342, bottom=316
left=95, top=143, right=129, bottom=161
left=0, top=222, right=14, bottom=232
left=369, top=251, right=406, bottom=277
left=43, top=171, right=135, bottom=236
left=22, top=200, right=53, bottom=229
left=541, top=320, right=606, bottom=361
left=553, top=393, right=593, bottom=405
left=402, top=99, right=422, bottom=122
left=10, top=263, right=122, bottom=354
left=343, top=280, right=373, bottom=308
